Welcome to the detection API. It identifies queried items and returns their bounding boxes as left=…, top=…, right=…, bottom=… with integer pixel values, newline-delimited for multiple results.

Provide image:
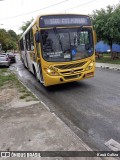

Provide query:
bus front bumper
left=43, top=68, right=95, bottom=86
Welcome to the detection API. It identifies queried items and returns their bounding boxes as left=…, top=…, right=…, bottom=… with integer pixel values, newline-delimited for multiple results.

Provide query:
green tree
left=0, top=29, right=17, bottom=52
left=8, top=29, right=18, bottom=41
left=111, top=4, right=120, bottom=44
left=91, top=5, right=116, bottom=50
left=0, top=29, right=8, bottom=52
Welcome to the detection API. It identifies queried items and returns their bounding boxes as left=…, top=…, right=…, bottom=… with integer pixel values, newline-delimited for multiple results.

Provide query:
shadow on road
left=45, top=80, right=93, bottom=92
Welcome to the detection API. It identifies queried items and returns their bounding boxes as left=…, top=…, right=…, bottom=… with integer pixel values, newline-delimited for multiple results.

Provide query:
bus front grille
left=64, top=74, right=81, bottom=80
left=55, top=62, right=86, bottom=70
left=60, top=69, right=83, bottom=75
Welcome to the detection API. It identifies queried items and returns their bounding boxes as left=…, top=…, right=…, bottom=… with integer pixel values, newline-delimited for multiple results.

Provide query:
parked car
left=7, top=52, right=16, bottom=63
left=0, top=53, right=10, bottom=67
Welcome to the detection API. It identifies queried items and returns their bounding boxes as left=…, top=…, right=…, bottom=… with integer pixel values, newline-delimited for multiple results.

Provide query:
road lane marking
left=105, top=139, right=120, bottom=151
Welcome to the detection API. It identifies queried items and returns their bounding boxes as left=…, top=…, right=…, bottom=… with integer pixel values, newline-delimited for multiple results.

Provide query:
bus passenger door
left=35, top=32, right=44, bottom=83
left=23, top=37, right=29, bottom=68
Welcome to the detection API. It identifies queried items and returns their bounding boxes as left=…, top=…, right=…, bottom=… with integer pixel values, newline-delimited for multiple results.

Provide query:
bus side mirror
left=35, top=31, right=41, bottom=43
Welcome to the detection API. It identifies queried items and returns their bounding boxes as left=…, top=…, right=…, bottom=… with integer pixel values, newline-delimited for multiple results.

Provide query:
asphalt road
left=11, top=55, right=120, bottom=151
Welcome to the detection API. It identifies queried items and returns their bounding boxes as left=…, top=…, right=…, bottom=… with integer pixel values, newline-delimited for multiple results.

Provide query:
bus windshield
left=41, top=28, right=94, bottom=62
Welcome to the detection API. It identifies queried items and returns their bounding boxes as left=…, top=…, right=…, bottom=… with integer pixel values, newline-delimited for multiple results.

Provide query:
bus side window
left=30, top=29, right=34, bottom=51
left=20, top=39, right=24, bottom=51
left=25, top=32, right=30, bottom=51
left=35, top=32, right=41, bottom=58
left=25, top=29, right=34, bottom=51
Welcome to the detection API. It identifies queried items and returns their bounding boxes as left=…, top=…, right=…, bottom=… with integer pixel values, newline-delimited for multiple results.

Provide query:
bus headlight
left=45, top=67, right=59, bottom=76
left=86, top=62, right=94, bottom=70
left=47, top=69, right=51, bottom=73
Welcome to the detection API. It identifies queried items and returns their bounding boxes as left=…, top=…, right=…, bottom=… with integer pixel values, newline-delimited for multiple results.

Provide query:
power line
left=0, top=0, right=70, bottom=20
left=65, top=0, right=97, bottom=11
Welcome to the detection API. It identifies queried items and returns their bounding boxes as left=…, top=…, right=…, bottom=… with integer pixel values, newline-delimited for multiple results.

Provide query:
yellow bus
left=19, top=14, right=95, bottom=86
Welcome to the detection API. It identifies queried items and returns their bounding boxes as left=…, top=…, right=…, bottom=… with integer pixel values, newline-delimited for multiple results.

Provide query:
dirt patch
left=0, top=88, right=17, bottom=107
left=0, top=68, right=39, bottom=110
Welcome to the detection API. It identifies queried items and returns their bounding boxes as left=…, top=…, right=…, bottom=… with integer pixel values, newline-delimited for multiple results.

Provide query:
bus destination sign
left=40, top=15, right=91, bottom=28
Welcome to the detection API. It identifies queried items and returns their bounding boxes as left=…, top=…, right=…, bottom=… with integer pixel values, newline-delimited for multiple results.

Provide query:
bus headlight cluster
left=47, top=69, right=51, bottom=73
left=45, top=67, right=59, bottom=76
left=86, top=62, right=94, bottom=70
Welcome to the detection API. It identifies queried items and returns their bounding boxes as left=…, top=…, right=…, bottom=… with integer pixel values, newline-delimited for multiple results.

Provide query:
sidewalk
left=96, top=62, right=120, bottom=70
left=0, top=102, right=103, bottom=160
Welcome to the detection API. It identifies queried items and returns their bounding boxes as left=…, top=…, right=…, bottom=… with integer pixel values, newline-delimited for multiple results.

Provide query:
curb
left=17, top=77, right=51, bottom=112
left=96, top=63, right=120, bottom=71
left=96, top=66, right=120, bottom=71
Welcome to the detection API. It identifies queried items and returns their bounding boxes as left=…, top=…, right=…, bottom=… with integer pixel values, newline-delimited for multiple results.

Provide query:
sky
left=0, top=0, right=120, bottom=34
